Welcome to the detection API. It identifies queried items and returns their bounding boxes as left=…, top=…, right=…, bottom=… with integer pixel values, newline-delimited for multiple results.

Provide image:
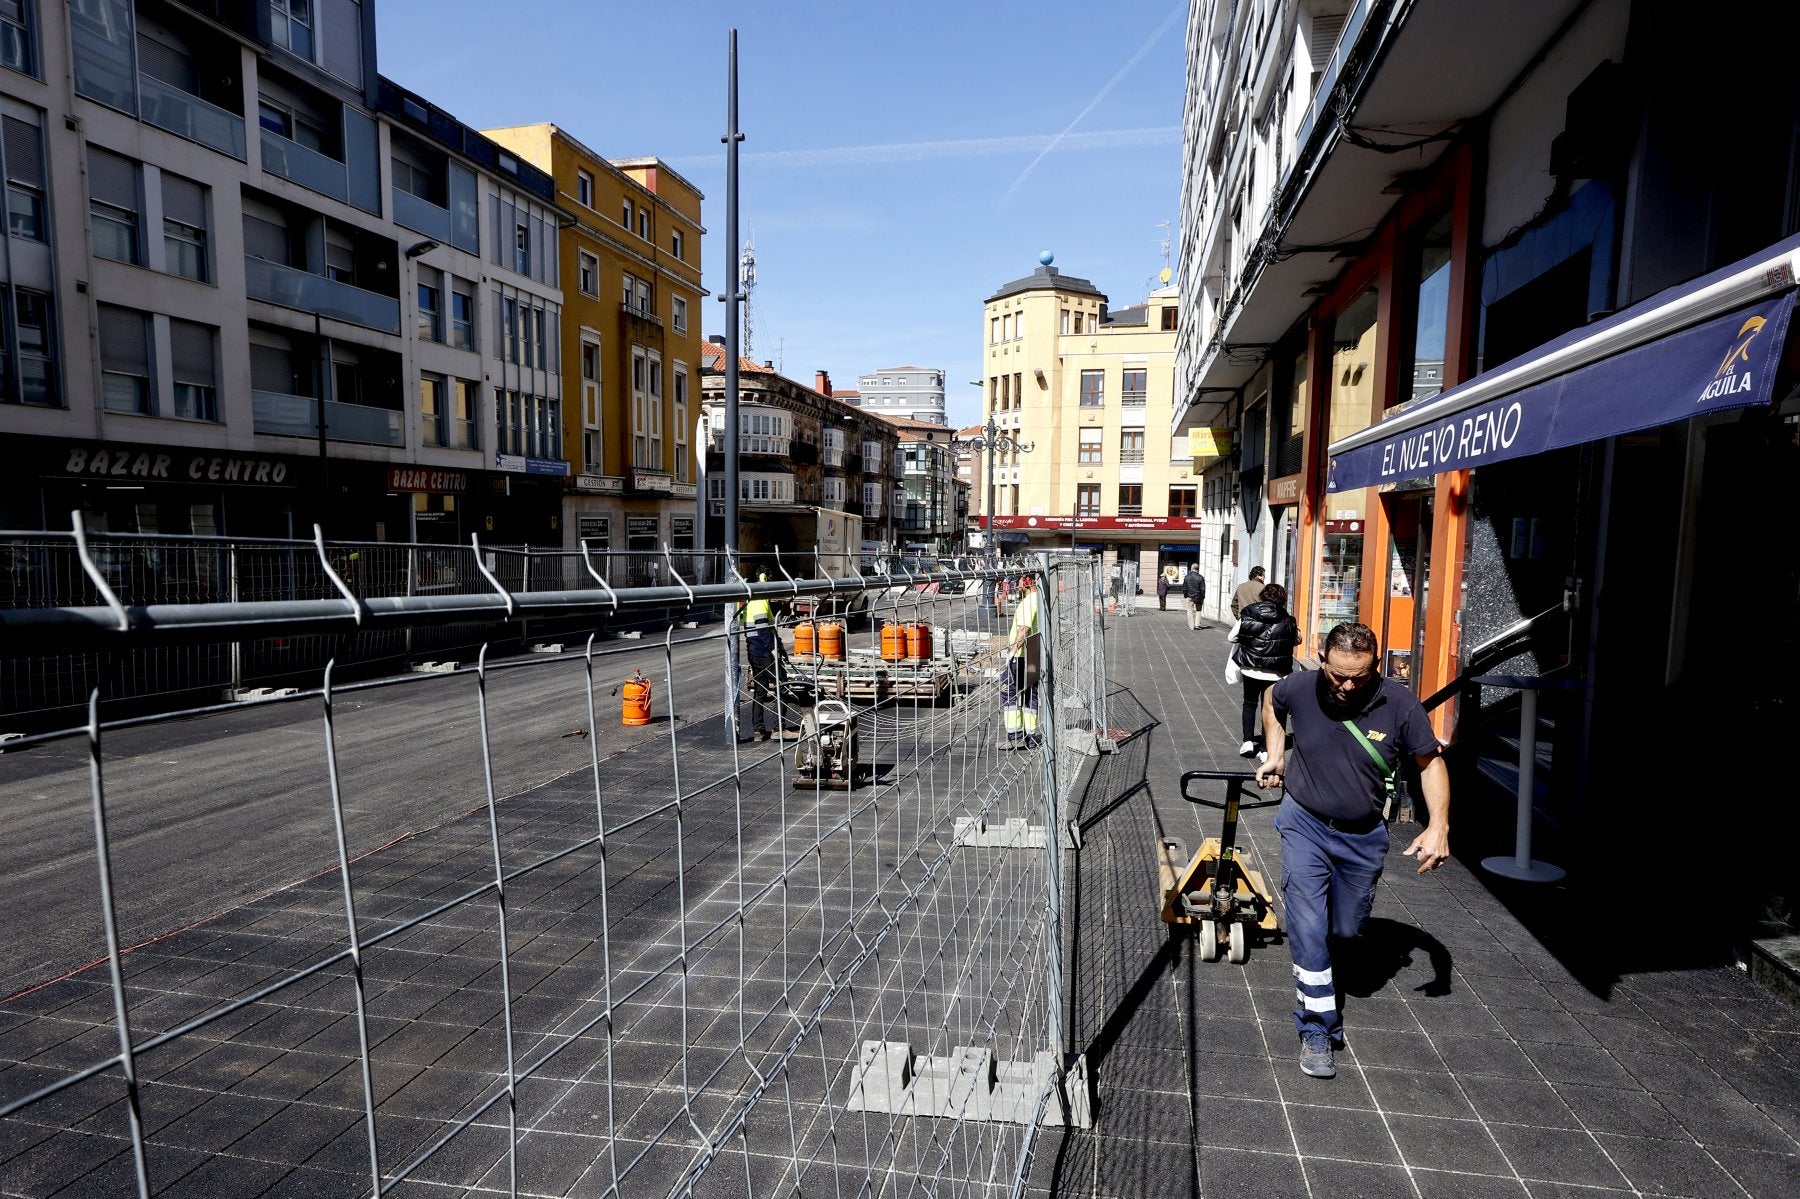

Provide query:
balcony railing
left=844, top=454, right=864, bottom=475
left=1121, top=391, right=1148, bottom=407
left=253, top=391, right=403, bottom=446
left=1119, top=449, right=1145, bottom=463
left=245, top=256, right=400, bottom=333
left=261, top=129, right=349, bottom=205
left=791, top=441, right=819, bottom=465
left=140, top=73, right=246, bottom=160
left=392, top=187, right=452, bottom=241
left=1118, top=505, right=1144, bottom=516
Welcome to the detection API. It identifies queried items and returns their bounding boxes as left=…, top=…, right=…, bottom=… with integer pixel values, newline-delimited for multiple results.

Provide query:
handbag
left=1225, top=655, right=1241, bottom=685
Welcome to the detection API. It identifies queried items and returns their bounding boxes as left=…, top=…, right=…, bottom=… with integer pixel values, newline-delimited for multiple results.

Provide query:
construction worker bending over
left=1002, top=572, right=1042, bottom=749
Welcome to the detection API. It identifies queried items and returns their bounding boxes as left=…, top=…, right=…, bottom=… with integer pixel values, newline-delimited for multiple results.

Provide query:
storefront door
left=1381, top=492, right=1434, bottom=689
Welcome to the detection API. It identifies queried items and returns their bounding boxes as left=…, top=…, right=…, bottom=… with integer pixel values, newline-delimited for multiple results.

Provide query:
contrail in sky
left=999, top=4, right=1185, bottom=205
left=666, top=126, right=1179, bottom=170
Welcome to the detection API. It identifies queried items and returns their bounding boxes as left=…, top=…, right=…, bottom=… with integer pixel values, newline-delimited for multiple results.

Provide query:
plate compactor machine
left=793, top=699, right=860, bottom=789
left=1158, top=770, right=1281, bottom=963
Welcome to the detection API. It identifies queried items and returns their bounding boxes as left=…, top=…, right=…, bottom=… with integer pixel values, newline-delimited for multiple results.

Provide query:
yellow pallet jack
left=1158, top=770, right=1281, bottom=963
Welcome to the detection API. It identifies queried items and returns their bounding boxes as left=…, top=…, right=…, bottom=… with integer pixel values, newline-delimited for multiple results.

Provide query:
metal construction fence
left=0, top=535, right=1109, bottom=1199
left=0, top=533, right=994, bottom=724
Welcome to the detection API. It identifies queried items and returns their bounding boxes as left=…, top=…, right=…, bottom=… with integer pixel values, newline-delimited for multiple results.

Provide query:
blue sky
left=375, top=1, right=1188, bottom=429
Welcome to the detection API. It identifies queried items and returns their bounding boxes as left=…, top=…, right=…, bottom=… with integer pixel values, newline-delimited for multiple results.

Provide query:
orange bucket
left=621, top=669, right=653, bottom=726
left=880, top=622, right=906, bottom=662
left=818, top=622, right=845, bottom=660
left=906, top=624, right=932, bottom=661
left=793, top=621, right=816, bottom=656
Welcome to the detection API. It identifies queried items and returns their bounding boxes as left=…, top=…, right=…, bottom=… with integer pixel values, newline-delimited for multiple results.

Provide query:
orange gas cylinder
left=906, top=623, right=932, bottom=661
left=793, top=621, right=816, bottom=656
left=819, top=621, right=845, bottom=660
left=880, top=622, right=906, bottom=662
left=621, top=669, right=653, bottom=727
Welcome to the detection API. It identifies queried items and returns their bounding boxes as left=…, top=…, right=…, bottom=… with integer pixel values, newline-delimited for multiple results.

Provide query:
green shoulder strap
left=1341, top=720, right=1393, bottom=778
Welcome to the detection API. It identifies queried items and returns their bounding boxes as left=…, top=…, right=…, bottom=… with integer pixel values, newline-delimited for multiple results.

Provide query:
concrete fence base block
left=530, top=643, right=565, bottom=654
left=846, top=1043, right=1089, bottom=1127
left=953, top=817, right=1045, bottom=849
left=232, top=686, right=301, bottom=701
left=679, top=621, right=700, bottom=629
left=412, top=661, right=459, bottom=674
left=904, top=1046, right=992, bottom=1120
left=0, top=732, right=25, bottom=752
left=844, top=1040, right=911, bottom=1113
left=617, top=630, right=644, bottom=640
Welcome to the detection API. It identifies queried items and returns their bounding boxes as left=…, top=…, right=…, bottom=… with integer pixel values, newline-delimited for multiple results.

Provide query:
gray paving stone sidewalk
left=1032, top=607, right=1800, bottom=1198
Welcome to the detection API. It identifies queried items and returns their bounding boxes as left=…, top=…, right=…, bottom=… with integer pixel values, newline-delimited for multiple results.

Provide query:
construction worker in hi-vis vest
left=1002, top=572, right=1042, bottom=749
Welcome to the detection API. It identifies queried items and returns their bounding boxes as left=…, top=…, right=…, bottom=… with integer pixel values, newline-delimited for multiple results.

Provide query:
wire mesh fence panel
left=0, top=538, right=1100, bottom=1199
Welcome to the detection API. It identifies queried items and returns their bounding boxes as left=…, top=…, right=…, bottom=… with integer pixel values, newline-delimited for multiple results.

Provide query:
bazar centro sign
left=59, top=443, right=296, bottom=485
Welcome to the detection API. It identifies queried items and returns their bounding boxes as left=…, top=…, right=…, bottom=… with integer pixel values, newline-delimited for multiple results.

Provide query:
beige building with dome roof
left=977, top=262, right=1206, bottom=591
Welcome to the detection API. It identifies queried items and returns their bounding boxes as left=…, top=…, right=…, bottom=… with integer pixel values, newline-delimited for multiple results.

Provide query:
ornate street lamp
left=955, top=411, right=1035, bottom=620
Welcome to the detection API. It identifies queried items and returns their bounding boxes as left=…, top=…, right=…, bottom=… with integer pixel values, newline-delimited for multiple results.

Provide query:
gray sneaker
left=1299, top=1033, right=1336, bottom=1078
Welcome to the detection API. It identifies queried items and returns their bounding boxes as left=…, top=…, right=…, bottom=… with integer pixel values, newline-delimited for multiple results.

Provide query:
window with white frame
left=671, top=295, right=687, bottom=333
left=576, top=169, right=593, bottom=208
left=98, top=304, right=150, bottom=414
left=636, top=206, right=649, bottom=239
left=161, top=172, right=208, bottom=282
left=168, top=319, right=217, bottom=421
left=1078, top=428, right=1103, bottom=464
left=578, top=250, right=598, bottom=296
left=580, top=336, right=601, bottom=470
left=621, top=198, right=632, bottom=228
left=88, top=147, right=139, bottom=265
left=417, top=265, right=443, bottom=342
left=450, top=280, right=475, bottom=350
left=673, top=363, right=690, bottom=482
left=670, top=228, right=684, bottom=260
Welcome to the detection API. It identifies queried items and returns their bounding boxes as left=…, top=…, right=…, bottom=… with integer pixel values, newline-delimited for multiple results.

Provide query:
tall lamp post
left=956, top=408, right=1034, bottom=620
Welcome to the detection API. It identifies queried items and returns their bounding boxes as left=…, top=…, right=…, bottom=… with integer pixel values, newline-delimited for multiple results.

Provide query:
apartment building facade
left=1175, top=0, right=1800, bottom=942
left=0, top=0, right=570, bottom=546
left=849, top=365, right=946, bottom=426
left=979, top=261, right=1198, bottom=585
left=697, top=349, right=902, bottom=560
left=875, top=413, right=959, bottom=554
left=482, top=124, right=705, bottom=561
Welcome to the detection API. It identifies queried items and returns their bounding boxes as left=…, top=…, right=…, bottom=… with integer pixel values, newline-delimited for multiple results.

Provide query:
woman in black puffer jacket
left=1228, top=583, right=1301, bottom=758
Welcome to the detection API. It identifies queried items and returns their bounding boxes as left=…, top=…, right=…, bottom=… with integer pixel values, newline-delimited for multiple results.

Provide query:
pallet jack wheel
left=1198, top=918, right=1220, bottom=963
left=1227, top=921, right=1249, bottom=964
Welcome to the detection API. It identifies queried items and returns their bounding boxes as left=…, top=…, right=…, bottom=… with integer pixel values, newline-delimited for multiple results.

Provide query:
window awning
left=1326, top=235, right=1800, bottom=493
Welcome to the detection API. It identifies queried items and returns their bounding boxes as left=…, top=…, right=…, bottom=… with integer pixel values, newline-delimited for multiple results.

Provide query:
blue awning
left=1327, top=236, right=1800, bottom=492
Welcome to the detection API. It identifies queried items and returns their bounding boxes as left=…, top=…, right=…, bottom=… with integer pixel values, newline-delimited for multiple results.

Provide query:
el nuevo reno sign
left=1326, top=291, right=1794, bottom=493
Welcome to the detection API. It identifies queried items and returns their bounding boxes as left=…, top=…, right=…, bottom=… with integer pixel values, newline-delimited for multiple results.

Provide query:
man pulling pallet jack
left=1255, top=622, right=1451, bottom=1079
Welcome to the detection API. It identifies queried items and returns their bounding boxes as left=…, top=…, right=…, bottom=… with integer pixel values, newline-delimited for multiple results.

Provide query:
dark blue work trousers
left=1273, top=795, right=1388, bottom=1043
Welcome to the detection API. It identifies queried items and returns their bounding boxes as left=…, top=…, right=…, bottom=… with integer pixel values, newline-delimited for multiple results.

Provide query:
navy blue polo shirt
left=1270, top=672, right=1439, bottom=821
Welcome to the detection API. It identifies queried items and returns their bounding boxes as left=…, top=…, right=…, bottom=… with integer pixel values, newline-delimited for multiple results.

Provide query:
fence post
left=1031, top=554, right=1070, bottom=1109
left=404, top=543, right=417, bottom=666
left=228, top=542, right=242, bottom=696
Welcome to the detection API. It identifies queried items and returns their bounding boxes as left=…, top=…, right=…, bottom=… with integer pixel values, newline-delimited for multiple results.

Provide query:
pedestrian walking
left=1227, top=582, right=1301, bottom=758
left=1156, top=568, right=1171, bottom=611
left=1182, top=565, right=1207, bottom=630
left=1231, top=565, right=1267, bottom=619
left=1121, top=562, right=1139, bottom=618
left=1001, top=572, right=1042, bottom=749
left=1254, top=622, right=1450, bottom=1079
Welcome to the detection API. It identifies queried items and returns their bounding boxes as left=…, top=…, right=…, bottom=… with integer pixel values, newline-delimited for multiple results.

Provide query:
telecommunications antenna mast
left=739, top=238, right=758, bottom=358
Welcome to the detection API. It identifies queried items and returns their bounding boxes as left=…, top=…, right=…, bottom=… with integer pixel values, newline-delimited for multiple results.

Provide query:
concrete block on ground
left=904, top=1046, right=992, bottom=1120
left=988, top=1051, right=1057, bottom=1124
left=953, top=817, right=1045, bottom=848
left=530, top=643, right=564, bottom=654
left=412, top=661, right=459, bottom=673
left=845, top=1040, right=910, bottom=1112
left=231, top=686, right=301, bottom=700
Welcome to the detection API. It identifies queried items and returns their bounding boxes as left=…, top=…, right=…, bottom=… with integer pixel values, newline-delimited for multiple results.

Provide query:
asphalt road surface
left=0, top=628, right=728, bottom=1000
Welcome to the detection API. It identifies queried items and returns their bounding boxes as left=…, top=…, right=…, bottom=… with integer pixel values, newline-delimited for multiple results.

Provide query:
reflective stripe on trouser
left=1002, top=655, right=1038, bottom=740
left=1273, top=794, right=1387, bottom=1041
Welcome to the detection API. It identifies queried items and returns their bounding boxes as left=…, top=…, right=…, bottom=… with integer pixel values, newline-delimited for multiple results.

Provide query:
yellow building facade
left=979, top=261, right=1199, bottom=586
left=483, top=124, right=706, bottom=559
